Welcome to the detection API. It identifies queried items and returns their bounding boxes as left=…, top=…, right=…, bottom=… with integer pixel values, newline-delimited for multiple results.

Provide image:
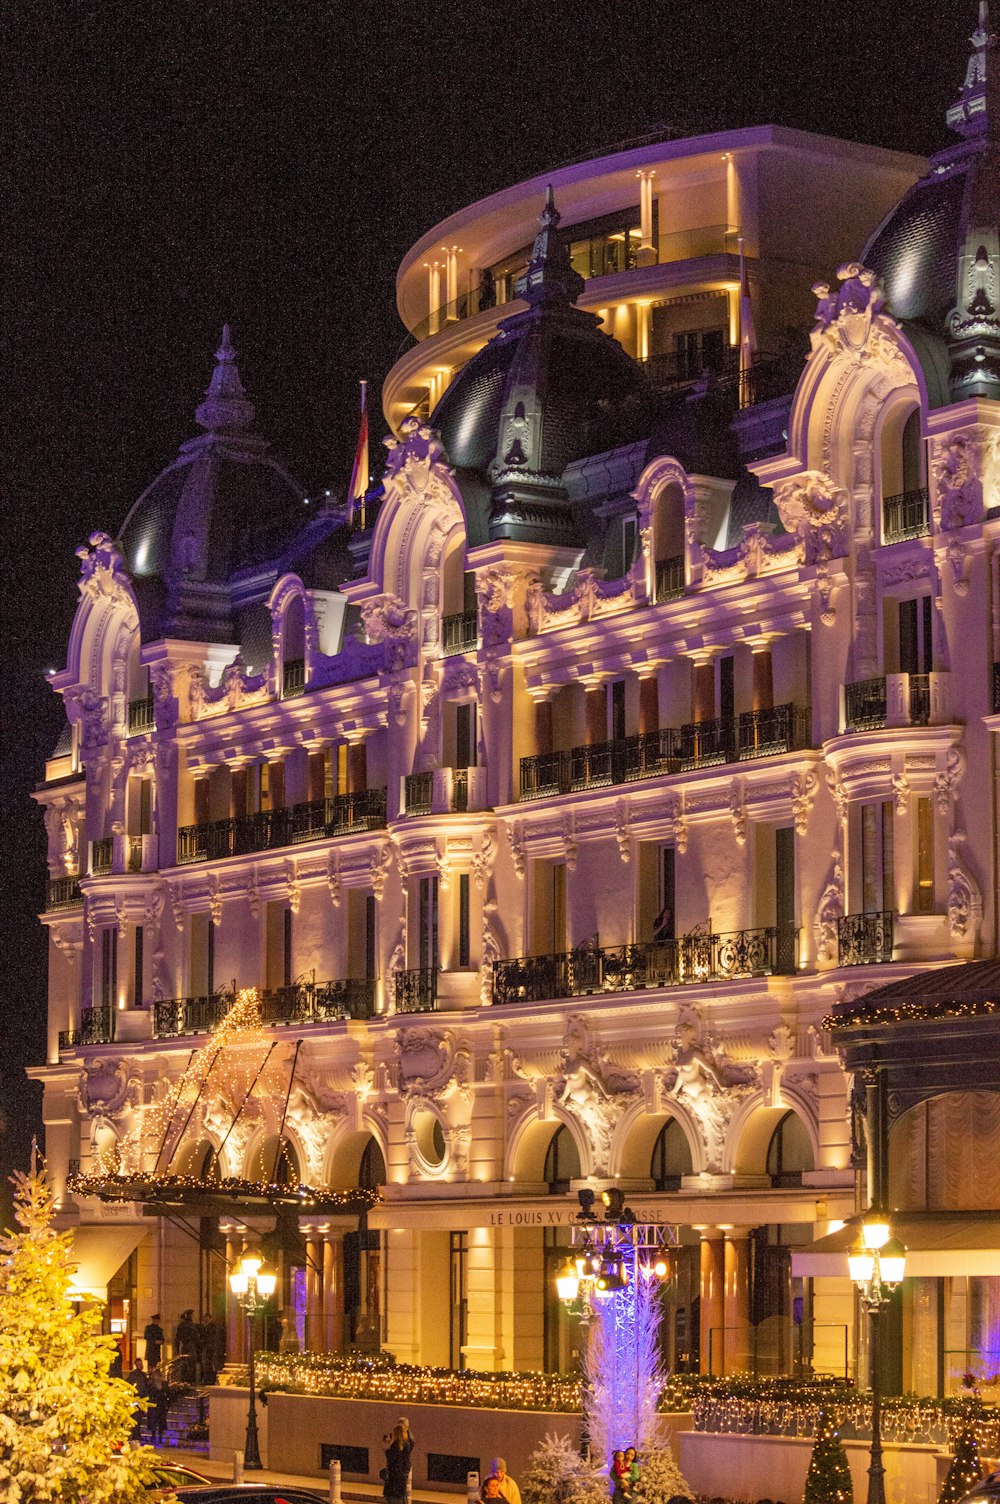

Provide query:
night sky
left=2, top=0, right=971, bottom=1211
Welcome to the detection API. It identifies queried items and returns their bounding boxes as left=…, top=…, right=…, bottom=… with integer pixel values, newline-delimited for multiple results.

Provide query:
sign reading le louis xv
left=368, top=1200, right=669, bottom=1231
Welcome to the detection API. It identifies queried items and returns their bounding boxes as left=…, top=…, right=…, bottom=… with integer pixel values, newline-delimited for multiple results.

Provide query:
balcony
left=394, top=967, right=439, bottom=1013
left=842, top=674, right=938, bottom=732
left=127, top=695, right=155, bottom=735
left=519, top=706, right=810, bottom=799
left=993, top=662, right=1000, bottom=714
left=58, top=1006, right=113, bottom=1050
left=403, top=771, right=434, bottom=816
left=882, top=487, right=931, bottom=544
left=401, top=766, right=486, bottom=815
left=492, top=926, right=798, bottom=1005
left=282, top=658, right=306, bottom=697
left=152, top=977, right=377, bottom=1038
left=441, top=610, right=479, bottom=657
left=46, top=875, right=83, bottom=910
left=91, top=837, right=113, bottom=876
left=837, top=910, right=894, bottom=967
left=654, top=556, right=685, bottom=602
left=177, top=788, right=387, bottom=863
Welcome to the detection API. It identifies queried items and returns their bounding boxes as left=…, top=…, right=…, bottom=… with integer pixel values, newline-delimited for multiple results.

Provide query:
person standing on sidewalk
left=382, top=1418, right=414, bottom=1504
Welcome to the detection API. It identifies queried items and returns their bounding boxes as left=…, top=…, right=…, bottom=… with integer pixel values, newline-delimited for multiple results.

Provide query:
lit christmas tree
left=939, top=1428, right=984, bottom=1504
left=584, top=1263, right=665, bottom=1464
left=0, top=1155, right=160, bottom=1504
left=521, top=1432, right=607, bottom=1504
left=803, top=1409, right=854, bottom=1504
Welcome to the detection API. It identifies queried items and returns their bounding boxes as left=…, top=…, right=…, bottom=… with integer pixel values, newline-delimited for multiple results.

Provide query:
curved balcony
left=46, top=875, right=83, bottom=910
left=394, top=967, right=439, bottom=1013
left=58, top=1006, right=114, bottom=1050
left=152, top=977, right=377, bottom=1038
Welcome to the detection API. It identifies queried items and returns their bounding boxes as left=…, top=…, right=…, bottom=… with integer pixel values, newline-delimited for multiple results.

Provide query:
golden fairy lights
left=67, top=1168, right=378, bottom=1210
left=825, top=996, right=1000, bottom=1031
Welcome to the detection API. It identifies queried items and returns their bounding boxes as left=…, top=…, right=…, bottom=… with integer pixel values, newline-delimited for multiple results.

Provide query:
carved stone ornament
left=891, top=774, right=911, bottom=817
left=947, top=830, right=983, bottom=940
left=771, top=471, right=850, bottom=565
left=208, top=877, right=223, bottom=929
left=827, top=769, right=849, bottom=827
left=75, top=532, right=131, bottom=604
left=149, top=662, right=178, bottom=732
left=614, top=800, right=632, bottom=864
left=245, top=868, right=260, bottom=921
left=932, top=428, right=988, bottom=531
left=284, top=860, right=301, bottom=916
left=361, top=595, right=418, bottom=673
left=813, top=851, right=845, bottom=964
left=382, top=415, right=451, bottom=494
left=326, top=852, right=342, bottom=909
left=506, top=820, right=526, bottom=879
left=790, top=770, right=818, bottom=835
left=934, top=746, right=965, bottom=816
left=553, top=1015, right=639, bottom=1176
left=78, top=1058, right=139, bottom=1119
left=393, top=1027, right=472, bottom=1101
left=370, top=843, right=393, bottom=902
left=664, top=793, right=688, bottom=854
left=562, top=813, right=578, bottom=872
left=729, top=780, right=747, bottom=847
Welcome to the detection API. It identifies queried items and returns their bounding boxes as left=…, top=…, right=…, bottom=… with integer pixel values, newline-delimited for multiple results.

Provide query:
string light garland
left=825, top=996, right=1000, bottom=1031
left=67, top=1169, right=379, bottom=1211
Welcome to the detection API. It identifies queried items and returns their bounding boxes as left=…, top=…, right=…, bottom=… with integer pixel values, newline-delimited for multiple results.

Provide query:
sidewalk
left=163, top=1446, right=462, bottom=1504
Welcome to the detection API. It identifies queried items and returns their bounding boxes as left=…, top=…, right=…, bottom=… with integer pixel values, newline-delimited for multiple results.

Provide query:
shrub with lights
left=803, top=1409, right=853, bottom=1504
left=938, top=1427, right=984, bottom=1504
left=520, top=1431, right=607, bottom=1504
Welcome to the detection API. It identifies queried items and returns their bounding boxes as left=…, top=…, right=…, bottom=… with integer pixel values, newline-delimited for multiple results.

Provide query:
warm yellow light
left=862, top=1218, right=890, bottom=1251
left=555, top=1259, right=579, bottom=1301
left=879, top=1238, right=906, bottom=1286
left=653, top=1258, right=668, bottom=1278
left=848, top=1246, right=875, bottom=1284
left=256, top=1261, right=278, bottom=1299
left=239, top=1249, right=263, bottom=1277
left=229, top=1269, right=249, bottom=1297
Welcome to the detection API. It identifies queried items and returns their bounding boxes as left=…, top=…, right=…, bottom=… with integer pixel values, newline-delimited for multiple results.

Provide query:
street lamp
left=228, top=1248, right=277, bottom=1471
left=849, top=1216, right=906, bottom=1504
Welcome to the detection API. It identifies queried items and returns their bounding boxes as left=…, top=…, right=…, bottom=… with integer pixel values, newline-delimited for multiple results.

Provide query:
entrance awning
left=68, top=1225, right=147, bottom=1299
left=792, top=1214, right=1000, bottom=1278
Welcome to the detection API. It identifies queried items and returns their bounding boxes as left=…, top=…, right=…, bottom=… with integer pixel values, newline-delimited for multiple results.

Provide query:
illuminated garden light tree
left=0, top=1156, right=159, bottom=1504
left=583, top=1257, right=665, bottom=1461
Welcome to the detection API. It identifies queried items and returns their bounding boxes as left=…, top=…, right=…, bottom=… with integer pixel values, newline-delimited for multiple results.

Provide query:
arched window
left=543, top=1124, right=581, bottom=1194
left=359, top=1137, right=386, bottom=1190
left=281, top=595, right=306, bottom=697
left=766, top=1111, right=813, bottom=1187
left=650, top=1118, right=692, bottom=1191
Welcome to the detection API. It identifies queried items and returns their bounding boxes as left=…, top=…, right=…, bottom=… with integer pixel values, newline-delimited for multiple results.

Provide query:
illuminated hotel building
left=33, top=8, right=1000, bottom=1399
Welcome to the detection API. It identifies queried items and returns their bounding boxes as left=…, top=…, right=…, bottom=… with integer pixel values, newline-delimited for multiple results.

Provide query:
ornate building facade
left=33, top=9, right=999, bottom=1394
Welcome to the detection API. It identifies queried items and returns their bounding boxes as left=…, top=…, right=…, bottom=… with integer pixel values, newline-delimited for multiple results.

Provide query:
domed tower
left=863, top=1, right=1000, bottom=401
left=117, top=327, right=311, bottom=645
left=430, top=188, right=654, bottom=546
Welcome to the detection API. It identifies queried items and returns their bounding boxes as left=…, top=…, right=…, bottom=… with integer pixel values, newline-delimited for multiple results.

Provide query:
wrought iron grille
left=882, top=487, right=930, bottom=544
left=844, top=676, right=888, bottom=731
left=59, top=1006, right=114, bottom=1051
left=282, top=658, right=306, bottom=697
left=152, top=977, right=378, bottom=1038
left=679, top=716, right=736, bottom=769
left=404, top=771, right=434, bottom=815
left=837, top=910, right=894, bottom=966
left=441, top=610, right=479, bottom=657
left=153, top=992, right=233, bottom=1037
left=452, top=768, right=469, bottom=812
left=127, top=695, right=155, bottom=734
left=737, top=703, right=811, bottom=759
left=394, top=967, right=439, bottom=1013
left=994, top=662, right=1000, bottom=714
left=908, top=674, right=931, bottom=725
left=655, top=556, right=685, bottom=602
left=91, top=837, right=113, bottom=875
left=519, top=750, right=572, bottom=800
left=125, top=836, right=144, bottom=873
left=177, top=788, right=387, bottom=862
left=46, top=876, right=83, bottom=910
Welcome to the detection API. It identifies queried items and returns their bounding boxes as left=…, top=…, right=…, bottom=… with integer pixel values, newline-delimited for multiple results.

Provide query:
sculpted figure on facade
left=947, top=830, right=983, bottom=941
left=814, top=851, right=845, bottom=964
left=75, top=531, right=132, bottom=605
left=772, top=471, right=849, bottom=565
left=932, top=428, right=987, bottom=530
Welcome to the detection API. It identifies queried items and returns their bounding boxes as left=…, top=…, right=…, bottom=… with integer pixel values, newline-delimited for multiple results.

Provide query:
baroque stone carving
left=932, top=429, right=987, bottom=530
left=947, top=830, right=983, bottom=940
left=394, top=1027, right=472, bottom=1101
left=772, top=471, right=850, bottom=564
left=814, top=852, right=845, bottom=964
left=553, top=1016, right=639, bottom=1176
left=370, top=844, right=393, bottom=902
left=506, top=820, right=526, bottom=879
left=790, top=770, right=818, bottom=835
left=75, top=532, right=132, bottom=605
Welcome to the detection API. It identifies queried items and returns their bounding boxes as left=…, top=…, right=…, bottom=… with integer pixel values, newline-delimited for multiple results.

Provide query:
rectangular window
left=916, top=797, right=934, bottom=914
left=861, top=802, right=894, bottom=914
left=611, top=680, right=627, bottom=742
left=899, top=598, right=918, bottom=677
left=455, top=701, right=477, bottom=769
left=621, top=514, right=638, bottom=572
left=922, top=595, right=933, bottom=674
left=134, top=924, right=144, bottom=1006
left=458, top=873, right=471, bottom=967
left=100, top=927, right=117, bottom=1010
left=719, top=655, right=735, bottom=720
left=419, top=876, right=439, bottom=972
left=775, top=826, right=796, bottom=972
left=207, top=919, right=215, bottom=995
left=463, top=570, right=478, bottom=614
left=365, top=894, right=377, bottom=980
left=283, top=907, right=293, bottom=987
left=552, top=862, right=567, bottom=952
left=656, top=847, right=676, bottom=940
left=139, top=779, right=152, bottom=835
left=449, top=1231, right=469, bottom=1371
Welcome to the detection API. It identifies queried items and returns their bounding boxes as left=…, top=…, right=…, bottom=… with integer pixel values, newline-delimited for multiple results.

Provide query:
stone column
left=639, top=674, right=659, bottom=735
left=426, top=261, right=441, bottom=334
left=693, top=660, right=716, bottom=722
left=723, top=1230, right=752, bottom=1374
left=534, top=698, right=553, bottom=756
left=305, top=1235, right=323, bottom=1354
left=323, top=1233, right=345, bottom=1354
left=751, top=646, right=774, bottom=711
left=698, top=1229, right=725, bottom=1375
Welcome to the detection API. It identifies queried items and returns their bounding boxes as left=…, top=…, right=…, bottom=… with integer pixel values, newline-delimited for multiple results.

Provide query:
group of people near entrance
left=609, top=1447, right=640, bottom=1503
left=380, top=1425, right=521, bottom=1504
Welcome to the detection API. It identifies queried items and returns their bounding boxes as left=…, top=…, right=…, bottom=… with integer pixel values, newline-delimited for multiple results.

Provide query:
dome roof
left=117, top=328, right=309, bottom=641
left=431, top=188, right=654, bottom=546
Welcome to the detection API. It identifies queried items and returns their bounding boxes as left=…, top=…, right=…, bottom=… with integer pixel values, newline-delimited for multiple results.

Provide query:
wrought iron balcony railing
left=153, top=977, right=377, bottom=1037
left=177, top=788, right=387, bottom=863
left=994, top=662, right=1000, bottom=714
left=127, top=695, right=155, bottom=734
left=492, top=926, right=798, bottom=1004
left=843, top=675, right=931, bottom=731
left=519, top=706, right=811, bottom=799
left=882, top=487, right=930, bottom=544
left=91, top=837, right=113, bottom=876
left=282, top=658, right=306, bottom=697
left=394, top=967, right=439, bottom=1013
left=837, top=910, right=894, bottom=967
left=125, top=835, right=144, bottom=873
left=59, top=1006, right=114, bottom=1051
left=403, top=771, right=434, bottom=815
left=654, top=555, right=685, bottom=602
left=441, top=610, right=479, bottom=657
left=46, top=875, right=83, bottom=910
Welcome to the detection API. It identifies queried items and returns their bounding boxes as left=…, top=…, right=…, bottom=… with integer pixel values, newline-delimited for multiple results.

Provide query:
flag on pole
left=347, top=379, right=369, bottom=525
left=738, top=237, right=758, bottom=369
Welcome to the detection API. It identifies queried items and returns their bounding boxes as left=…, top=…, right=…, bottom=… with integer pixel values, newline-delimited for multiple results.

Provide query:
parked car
left=160, top=1488, right=326, bottom=1504
left=144, top=1464, right=213, bottom=1490
left=957, top=1476, right=1000, bottom=1504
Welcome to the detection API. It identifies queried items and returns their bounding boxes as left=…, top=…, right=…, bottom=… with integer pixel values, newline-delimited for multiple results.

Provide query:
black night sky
left=1, top=0, right=972, bottom=1211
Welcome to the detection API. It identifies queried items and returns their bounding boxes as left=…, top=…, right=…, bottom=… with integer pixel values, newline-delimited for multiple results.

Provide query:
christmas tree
left=803, top=1409, right=854, bottom=1504
left=939, top=1428, right=984, bottom=1504
left=631, top=1445, right=692, bottom=1504
left=0, top=1155, right=162, bottom=1504
left=584, top=1264, right=665, bottom=1465
left=521, top=1432, right=607, bottom=1504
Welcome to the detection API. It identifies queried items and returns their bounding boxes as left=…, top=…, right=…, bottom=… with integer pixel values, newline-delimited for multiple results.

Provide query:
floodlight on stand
left=878, top=1238, right=906, bottom=1287
left=653, top=1257, right=669, bottom=1278
left=862, top=1217, right=890, bottom=1250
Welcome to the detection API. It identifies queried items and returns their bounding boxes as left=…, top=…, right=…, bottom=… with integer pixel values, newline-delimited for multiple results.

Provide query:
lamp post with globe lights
left=228, top=1248, right=277, bottom=1471
left=848, top=1216, right=906, bottom=1504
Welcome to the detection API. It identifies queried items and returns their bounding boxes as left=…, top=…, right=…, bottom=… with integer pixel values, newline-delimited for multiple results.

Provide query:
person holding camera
left=381, top=1418, right=414, bottom=1504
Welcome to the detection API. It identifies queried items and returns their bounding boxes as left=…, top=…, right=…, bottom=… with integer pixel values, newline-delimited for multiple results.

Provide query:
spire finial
left=195, top=325, right=255, bottom=432
left=514, top=185, right=584, bottom=308
left=947, top=0, right=993, bottom=136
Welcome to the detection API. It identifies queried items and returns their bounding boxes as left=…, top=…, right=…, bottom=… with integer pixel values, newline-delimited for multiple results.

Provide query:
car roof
left=169, top=1488, right=327, bottom=1504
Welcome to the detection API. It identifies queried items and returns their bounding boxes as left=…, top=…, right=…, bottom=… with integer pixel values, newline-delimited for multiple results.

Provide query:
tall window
left=651, top=1118, right=691, bottom=1190
left=611, top=680, right=627, bottom=742
left=719, top=655, right=735, bottom=720
left=419, top=876, right=439, bottom=972
left=621, top=514, right=638, bottom=574
left=456, top=701, right=477, bottom=769
left=543, top=1124, right=580, bottom=1194
left=449, top=1232, right=468, bottom=1371
left=552, top=863, right=567, bottom=953
left=458, top=873, right=471, bottom=968
left=133, top=924, right=144, bottom=1007
left=775, top=826, right=796, bottom=971
left=100, top=927, right=117, bottom=1011
left=898, top=596, right=933, bottom=676
left=365, top=894, right=377, bottom=979
left=915, top=797, right=934, bottom=914
left=861, top=802, right=894, bottom=914
left=657, top=847, right=676, bottom=941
